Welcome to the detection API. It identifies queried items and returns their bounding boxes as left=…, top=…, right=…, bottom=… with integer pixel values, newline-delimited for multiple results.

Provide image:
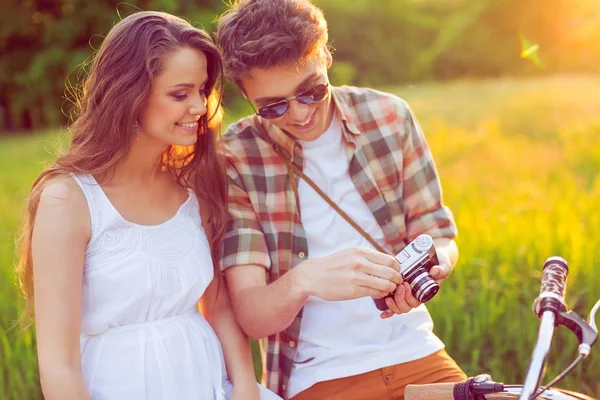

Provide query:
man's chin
left=290, top=120, right=327, bottom=142
left=302, top=131, right=324, bottom=142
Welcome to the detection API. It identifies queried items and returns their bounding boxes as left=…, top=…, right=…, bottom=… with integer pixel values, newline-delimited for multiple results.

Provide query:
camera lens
left=408, top=271, right=440, bottom=303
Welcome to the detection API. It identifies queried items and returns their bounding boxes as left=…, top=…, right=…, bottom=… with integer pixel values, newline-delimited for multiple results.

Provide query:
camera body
left=374, top=234, right=440, bottom=311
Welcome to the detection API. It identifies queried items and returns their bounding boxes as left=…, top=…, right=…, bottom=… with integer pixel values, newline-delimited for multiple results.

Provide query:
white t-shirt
left=287, top=113, right=444, bottom=398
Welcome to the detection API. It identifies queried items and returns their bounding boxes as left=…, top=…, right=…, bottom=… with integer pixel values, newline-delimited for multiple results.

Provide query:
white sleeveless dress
left=71, top=174, right=278, bottom=400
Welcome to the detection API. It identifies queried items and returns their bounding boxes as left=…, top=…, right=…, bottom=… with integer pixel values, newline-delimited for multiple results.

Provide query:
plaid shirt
left=220, top=85, right=457, bottom=397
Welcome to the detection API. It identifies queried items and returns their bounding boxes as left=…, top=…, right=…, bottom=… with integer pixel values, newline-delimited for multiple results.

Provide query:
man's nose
left=286, top=99, right=310, bottom=122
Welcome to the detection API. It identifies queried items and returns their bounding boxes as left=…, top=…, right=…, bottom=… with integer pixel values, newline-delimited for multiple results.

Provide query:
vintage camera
left=374, top=234, right=440, bottom=311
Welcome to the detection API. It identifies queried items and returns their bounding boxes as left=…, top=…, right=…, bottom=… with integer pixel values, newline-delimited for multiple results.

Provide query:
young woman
left=16, top=11, right=279, bottom=400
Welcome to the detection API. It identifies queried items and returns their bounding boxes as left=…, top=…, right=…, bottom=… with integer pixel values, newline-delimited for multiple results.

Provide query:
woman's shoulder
left=40, top=174, right=83, bottom=200
left=37, top=174, right=91, bottom=235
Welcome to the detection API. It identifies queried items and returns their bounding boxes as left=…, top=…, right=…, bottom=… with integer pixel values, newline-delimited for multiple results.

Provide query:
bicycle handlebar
left=533, top=257, right=569, bottom=318
left=404, top=379, right=596, bottom=400
left=404, top=382, right=456, bottom=400
left=521, top=257, right=570, bottom=400
left=404, top=375, right=505, bottom=400
left=404, top=256, right=596, bottom=400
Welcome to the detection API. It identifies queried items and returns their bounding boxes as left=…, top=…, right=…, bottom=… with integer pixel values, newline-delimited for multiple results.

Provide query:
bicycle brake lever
left=557, top=310, right=599, bottom=357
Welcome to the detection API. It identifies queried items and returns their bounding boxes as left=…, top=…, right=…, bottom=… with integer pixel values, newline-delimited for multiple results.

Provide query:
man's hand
left=380, top=281, right=421, bottom=319
left=292, top=247, right=403, bottom=302
left=380, top=240, right=457, bottom=319
left=429, top=248, right=453, bottom=283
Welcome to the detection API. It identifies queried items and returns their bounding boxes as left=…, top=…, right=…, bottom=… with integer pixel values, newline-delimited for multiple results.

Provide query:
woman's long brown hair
left=15, top=11, right=227, bottom=327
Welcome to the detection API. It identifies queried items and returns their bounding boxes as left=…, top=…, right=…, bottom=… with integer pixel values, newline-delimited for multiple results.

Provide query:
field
left=1, top=73, right=599, bottom=399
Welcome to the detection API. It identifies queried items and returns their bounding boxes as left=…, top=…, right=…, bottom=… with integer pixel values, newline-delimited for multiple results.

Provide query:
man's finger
left=430, top=264, right=451, bottom=280
left=391, top=285, right=413, bottom=314
left=359, top=274, right=397, bottom=294
left=357, top=247, right=400, bottom=271
left=385, top=295, right=402, bottom=315
left=361, top=262, right=403, bottom=285
left=370, top=289, right=394, bottom=299
left=402, top=282, right=422, bottom=308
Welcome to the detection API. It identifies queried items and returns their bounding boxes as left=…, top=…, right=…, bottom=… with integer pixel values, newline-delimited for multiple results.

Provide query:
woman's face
left=137, top=46, right=210, bottom=147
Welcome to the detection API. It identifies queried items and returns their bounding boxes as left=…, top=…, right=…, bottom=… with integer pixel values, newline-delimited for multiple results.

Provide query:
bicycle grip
left=404, top=382, right=456, bottom=400
left=534, top=256, right=569, bottom=318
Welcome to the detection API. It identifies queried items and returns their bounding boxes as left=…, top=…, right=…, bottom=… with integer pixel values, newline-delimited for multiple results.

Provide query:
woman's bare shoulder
left=37, top=174, right=91, bottom=237
left=40, top=175, right=83, bottom=201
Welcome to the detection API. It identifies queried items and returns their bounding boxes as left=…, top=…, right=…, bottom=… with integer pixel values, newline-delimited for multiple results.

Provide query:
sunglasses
left=253, top=82, right=329, bottom=119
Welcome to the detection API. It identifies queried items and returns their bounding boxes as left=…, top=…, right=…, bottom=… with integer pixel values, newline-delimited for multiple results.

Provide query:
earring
left=133, top=120, right=140, bottom=140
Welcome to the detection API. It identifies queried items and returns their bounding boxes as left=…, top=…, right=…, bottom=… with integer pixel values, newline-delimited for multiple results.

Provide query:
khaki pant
left=291, top=349, right=467, bottom=400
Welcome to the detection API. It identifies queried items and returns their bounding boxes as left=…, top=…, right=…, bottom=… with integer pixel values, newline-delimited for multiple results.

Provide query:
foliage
left=0, top=0, right=225, bottom=133
left=1, top=0, right=600, bottom=133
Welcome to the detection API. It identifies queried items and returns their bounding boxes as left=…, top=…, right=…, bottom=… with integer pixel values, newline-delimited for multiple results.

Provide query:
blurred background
left=1, top=0, right=600, bottom=399
left=1, top=0, right=599, bottom=132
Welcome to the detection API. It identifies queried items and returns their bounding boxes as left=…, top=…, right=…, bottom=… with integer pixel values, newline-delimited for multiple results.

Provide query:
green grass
left=0, top=133, right=62, bottom=400
left=2, top=73, right=600, bottom=398
left=394, top=73, right=600, bottom=397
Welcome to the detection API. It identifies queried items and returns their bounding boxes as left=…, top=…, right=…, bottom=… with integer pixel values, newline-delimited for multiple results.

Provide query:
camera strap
left=271, top=141, right=390, bottom=256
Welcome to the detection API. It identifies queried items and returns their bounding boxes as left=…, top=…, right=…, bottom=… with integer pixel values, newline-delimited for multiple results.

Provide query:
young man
left=216, top=1, right=467, bottom=399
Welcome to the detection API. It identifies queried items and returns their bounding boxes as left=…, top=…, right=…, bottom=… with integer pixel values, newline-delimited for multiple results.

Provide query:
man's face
left=241, top=56, right=334, bottom=142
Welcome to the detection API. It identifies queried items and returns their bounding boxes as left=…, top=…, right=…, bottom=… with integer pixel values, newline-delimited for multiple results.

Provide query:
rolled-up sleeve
left=399, top=102, right=458, bottom=242
left=219, top=160, right=272, bottom=272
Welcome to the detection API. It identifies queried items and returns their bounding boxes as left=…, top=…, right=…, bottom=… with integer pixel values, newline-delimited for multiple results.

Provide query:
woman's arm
left=200, top=275, right=261, bottom=399
left=196, top=190, right=261, bottom=399
left=32, top=177, right=91, bottom=400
